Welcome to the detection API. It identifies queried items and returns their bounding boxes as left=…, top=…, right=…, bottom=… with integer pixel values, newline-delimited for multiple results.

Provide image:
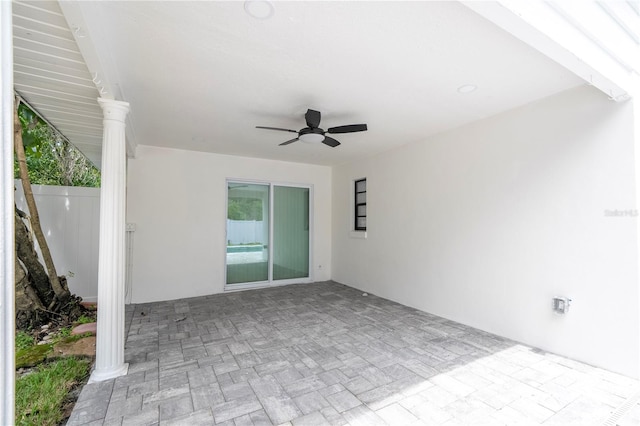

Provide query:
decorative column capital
left=97, top=98, right=130, bottom=123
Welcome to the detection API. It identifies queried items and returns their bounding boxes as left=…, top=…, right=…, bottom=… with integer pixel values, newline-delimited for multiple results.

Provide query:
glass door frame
left=224, top=178, right=314, bottom=291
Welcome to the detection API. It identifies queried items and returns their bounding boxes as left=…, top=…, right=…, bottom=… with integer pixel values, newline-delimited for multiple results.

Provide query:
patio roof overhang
left=9, top=1, right=640, bottom=169
left=12, top=0, right=137, bottom=169
left=465, top=1, right=640, bottom=102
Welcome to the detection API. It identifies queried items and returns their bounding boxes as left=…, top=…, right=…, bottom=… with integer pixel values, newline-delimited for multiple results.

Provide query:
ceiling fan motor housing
left=299, top=127, right=325, bottom=137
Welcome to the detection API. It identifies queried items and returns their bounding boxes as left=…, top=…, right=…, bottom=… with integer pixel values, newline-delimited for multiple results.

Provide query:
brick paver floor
left=67, top=281, right=640, bottom=425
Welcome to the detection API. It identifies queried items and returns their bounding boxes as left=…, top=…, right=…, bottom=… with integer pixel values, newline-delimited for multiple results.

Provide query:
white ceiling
left=16, top=1, right=587, bottom=167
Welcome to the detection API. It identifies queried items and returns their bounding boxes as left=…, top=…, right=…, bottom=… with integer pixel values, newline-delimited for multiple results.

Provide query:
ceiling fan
left=256, top=109, right=367, bottom=147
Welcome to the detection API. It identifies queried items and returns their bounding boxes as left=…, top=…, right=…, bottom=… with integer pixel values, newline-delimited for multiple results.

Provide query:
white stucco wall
left=127, top=146, right=332, bottom=303
left=332, top=85, right=639, bottom=378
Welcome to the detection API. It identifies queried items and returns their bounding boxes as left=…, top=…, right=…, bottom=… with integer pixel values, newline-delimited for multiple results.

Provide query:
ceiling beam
left=57, top=1, right=138, bottom=158
left=463, top=1, right=640, bottom=102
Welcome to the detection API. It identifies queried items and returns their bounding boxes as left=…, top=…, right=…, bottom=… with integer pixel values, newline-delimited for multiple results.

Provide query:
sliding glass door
left=226, top=183, right=270, bottom=285
left=273, top=186, right=309, bottom=281
left=226, top=181, right=310, bottom=288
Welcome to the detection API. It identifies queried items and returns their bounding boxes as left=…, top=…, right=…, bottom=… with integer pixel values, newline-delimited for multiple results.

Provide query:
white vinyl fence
left=227, top=220, right=264, bottom=245
left=14, top=181, right=100, bottom=302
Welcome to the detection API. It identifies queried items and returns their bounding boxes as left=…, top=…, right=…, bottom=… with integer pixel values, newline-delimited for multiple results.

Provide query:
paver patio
left=67, top=281, right=640, bottom=425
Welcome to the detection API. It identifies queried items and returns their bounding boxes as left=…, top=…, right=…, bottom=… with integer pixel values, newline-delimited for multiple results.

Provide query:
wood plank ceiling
left=12, top=0, right=102, bottom=168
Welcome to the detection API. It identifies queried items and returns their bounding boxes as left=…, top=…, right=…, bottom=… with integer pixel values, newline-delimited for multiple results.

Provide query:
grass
left=15, top=325, right=94, bottom=425
left=15, top=357, right=91, bottom=426
left=56, top=326, right=72, bottom=339
left=15, top=331, right=35, bottom=351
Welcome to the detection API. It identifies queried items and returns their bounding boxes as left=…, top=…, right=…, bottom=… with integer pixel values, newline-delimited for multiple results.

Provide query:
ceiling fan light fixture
left=299, top=133, right=325, bottom=144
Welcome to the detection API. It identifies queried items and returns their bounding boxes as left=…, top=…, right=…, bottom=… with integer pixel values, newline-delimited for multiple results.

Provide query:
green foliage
left=17, top=105, right=45, bottom=156
left=15, top=331, right=35, bottom=352
left=228, top=198, right=263, bottom=221
left=15, top=103, right=101, bottom=188
left=15, top=357, right=91, bottom=426
left=75, top=315, right=94, bottom=325
left=56, top=327, right=72, bottom=340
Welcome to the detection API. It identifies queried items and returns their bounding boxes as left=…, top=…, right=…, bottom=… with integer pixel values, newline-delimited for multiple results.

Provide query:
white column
left=0, top=0, right=15, bottom=422
left=91, top=98, right=130, bottom=382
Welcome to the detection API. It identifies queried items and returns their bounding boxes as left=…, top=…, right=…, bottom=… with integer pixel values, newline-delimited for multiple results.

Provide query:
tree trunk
left=15, top=206, right=85, bottom=329
left=15, top=254, right=46, bottom=330
left=15, top=206, right=54, bottom=307
left=14, top=103, right=70, bottom=309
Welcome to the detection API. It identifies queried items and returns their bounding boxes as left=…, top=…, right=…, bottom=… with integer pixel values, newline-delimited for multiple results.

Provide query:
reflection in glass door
left=273, top=186, right=309, bottom=280
left=226, top=183, right=269, bottom=285
left=226, top=181, right=310, bottom=288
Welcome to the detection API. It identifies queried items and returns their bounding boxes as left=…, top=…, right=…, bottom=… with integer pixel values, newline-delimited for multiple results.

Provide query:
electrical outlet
left=552, top=297, right=571, bottom=314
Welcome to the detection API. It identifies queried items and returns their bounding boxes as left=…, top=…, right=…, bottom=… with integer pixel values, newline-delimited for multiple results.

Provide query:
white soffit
left=60, top=1, right=585, bottom=166
left=12, top=0, right=104, bottom=167
left=464, top=1, right=640, bottom=101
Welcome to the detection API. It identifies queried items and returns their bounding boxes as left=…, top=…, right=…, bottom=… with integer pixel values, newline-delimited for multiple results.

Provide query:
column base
left=88, top=362, right=129, bottom=383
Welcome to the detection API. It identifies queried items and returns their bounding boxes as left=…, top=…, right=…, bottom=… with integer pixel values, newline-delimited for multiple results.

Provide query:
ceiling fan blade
left=322, top=136, right=341, bottom=147
left=279, top=138, right=299, bottom=146
left=327, top=124, right=368, bottom=134
left=256, top=126, right=298, bottom=133
left=305, top=109, right=321, bottom=129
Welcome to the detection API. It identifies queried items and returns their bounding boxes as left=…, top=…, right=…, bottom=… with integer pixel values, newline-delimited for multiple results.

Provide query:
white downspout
left=0, top=0, right=15, bottom=422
